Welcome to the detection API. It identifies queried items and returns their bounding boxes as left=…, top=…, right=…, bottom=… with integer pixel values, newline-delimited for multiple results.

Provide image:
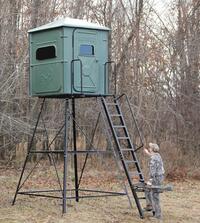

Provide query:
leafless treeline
left=0, top=0, right=199, bottom=167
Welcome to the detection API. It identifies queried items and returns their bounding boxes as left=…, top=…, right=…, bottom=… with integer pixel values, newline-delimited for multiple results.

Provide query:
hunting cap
left=149, top=143, right=160, bottom=152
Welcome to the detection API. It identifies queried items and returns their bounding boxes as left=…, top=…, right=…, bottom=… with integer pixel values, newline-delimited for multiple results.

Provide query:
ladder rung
left=134, top=182, right=146, bottom=187
left=106, top=103, right=118, bottom=106
left=113, top=125, right=125, bottom=128
left=128, top=171, right=142, bottom=177
left=117, top=136, right=129, bottom=139
left=136, top=188, right=146, bottom=193
left=125, top=160, right=137, bottom=164
left=110, top=114, right=122, bottom=117
left=121, top=148, right=133, bottom=151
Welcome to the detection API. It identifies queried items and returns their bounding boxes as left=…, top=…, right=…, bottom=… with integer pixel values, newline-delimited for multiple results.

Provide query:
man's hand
left=144, top=147, right=151, bottom=156
left=147, top=180, right=152, bottom=186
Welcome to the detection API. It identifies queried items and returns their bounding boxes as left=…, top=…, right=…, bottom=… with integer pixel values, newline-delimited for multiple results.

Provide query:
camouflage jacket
left=149, top=153, right=165, bottom=179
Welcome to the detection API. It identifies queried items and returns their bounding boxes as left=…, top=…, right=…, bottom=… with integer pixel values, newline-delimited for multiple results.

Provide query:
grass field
left=0, top=164, right=200, bottom=223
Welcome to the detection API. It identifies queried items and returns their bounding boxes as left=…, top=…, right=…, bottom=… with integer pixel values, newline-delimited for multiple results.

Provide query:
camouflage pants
left=145, top=175, right=164, bottom=219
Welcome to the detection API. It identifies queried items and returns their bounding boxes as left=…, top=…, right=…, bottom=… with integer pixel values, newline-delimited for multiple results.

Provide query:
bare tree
left=0, top=0, right=199, bottom=169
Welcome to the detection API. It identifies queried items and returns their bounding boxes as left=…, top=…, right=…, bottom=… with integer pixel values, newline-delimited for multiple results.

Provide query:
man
left=144, top=143, right=165, bottom=220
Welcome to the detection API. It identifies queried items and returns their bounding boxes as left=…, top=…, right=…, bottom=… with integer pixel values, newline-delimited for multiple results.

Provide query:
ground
left=0, top=164, right=200, bottom=223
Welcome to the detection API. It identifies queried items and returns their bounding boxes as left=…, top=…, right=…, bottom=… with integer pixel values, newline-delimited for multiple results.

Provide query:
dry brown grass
left=0, top=164, right=200, bottom=223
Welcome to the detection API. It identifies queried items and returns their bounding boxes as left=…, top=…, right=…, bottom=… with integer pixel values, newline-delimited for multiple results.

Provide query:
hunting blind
left=29, top=18, right=110, bottom=97
left=13, top=18, right=171, bottom=220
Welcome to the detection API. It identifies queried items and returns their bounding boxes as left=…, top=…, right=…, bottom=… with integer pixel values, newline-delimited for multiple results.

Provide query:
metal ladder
left=101, top=95, right=146, bottom=218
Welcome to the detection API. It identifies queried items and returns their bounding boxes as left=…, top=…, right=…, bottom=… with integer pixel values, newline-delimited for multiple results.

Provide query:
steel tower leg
left=12, top=98, right=46, bottom=205
left=72, top=98, right=79, bottom=202
left=63, top=99, right=69, bottom=213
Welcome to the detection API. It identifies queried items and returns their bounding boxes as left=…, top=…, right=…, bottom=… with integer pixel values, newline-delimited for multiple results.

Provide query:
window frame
left=79, top=44, right=95, bottom=57
left=36, top=45, right=57, bottom=60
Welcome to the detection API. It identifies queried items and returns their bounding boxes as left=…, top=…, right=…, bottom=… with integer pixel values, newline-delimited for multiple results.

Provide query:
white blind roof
left=29, top=17, right=110, bottom=33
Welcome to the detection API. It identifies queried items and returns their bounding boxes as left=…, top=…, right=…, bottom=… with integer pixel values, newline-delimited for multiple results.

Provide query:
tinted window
left=36, top=46, right=56, bottom=60
left=80, top=45, right=94, bottom=56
